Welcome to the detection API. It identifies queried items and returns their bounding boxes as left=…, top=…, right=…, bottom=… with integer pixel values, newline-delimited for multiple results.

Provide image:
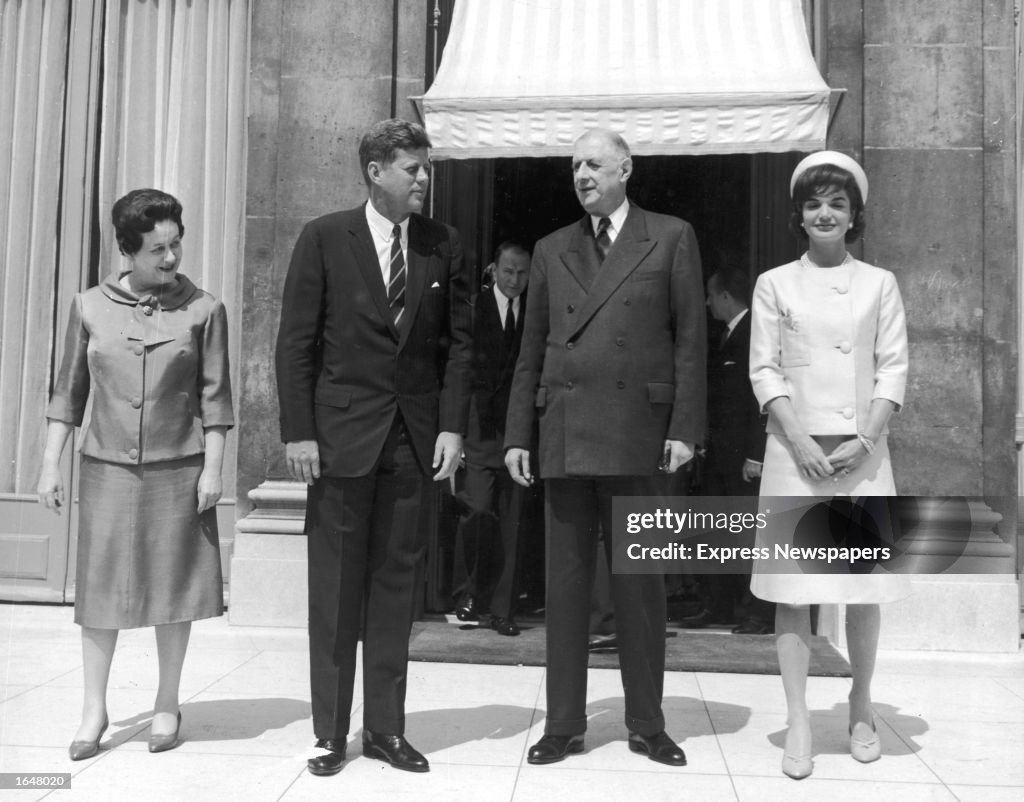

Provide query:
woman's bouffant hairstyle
left=789, top=164, right=865, bottom=243
left=111, top=189, right=184, bottom=256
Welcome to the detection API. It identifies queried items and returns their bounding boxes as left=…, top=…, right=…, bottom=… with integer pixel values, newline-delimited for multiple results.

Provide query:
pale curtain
left=0, top=0, right=248, bottom=496
left=0, top=1, right=71, bottom=494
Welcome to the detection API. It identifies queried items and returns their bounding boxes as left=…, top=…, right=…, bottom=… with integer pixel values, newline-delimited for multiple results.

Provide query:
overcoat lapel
left=347, top=211, right=400, bottom=340
left=567, top=207, right=655, bottom=337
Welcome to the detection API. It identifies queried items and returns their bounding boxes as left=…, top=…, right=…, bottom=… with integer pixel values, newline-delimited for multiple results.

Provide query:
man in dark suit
left=505, top=129, right=706, bottom=767
left=453, top=241, right=531, bottom=636
left=680, top=268, right=773, bottom=633
left=275, top=119, right=471, bottom=776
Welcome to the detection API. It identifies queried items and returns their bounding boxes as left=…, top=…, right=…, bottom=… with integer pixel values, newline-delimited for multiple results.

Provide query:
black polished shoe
left=731, top=618, right=774, bottom=635
left=527, top=734, right=585, bottom=764
left=490, top=616, right=520, bottom=636
left=454, top=593, right=480, bottom=622
left=68, top=716, right=108, bottom=761
left=307, top=738, right=347, bottom=776
left=148, top=711, right=182, bottom=754
left=362, top=731, right=429, bottom=772
left=628, top=731, right=687, bottom=766
left=587, top=634, right=618, bottom=651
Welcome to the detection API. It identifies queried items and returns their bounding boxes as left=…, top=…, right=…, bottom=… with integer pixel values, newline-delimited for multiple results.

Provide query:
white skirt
left=751, top=434, right=912, bottom=605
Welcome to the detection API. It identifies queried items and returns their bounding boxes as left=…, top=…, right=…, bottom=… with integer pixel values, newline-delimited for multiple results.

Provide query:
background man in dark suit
left=679, top=268, right=773, bottom=634
left=453, top=240, right=531, bottom=636
left=505, top=129, right=706, bottom=767
left=275, top=118, right=471, bottom=776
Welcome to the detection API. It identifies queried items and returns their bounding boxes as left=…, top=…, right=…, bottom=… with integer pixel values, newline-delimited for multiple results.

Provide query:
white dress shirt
left=365, top=200, right=409, bottom=286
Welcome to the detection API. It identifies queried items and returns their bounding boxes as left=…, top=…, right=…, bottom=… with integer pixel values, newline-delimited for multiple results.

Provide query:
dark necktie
left=503, top=301, right=516, bottom=349
left=595, top=217, right=612, bottom=263
left=719, top=327, right=730, bottom=348
left=387, top=224, right=405, bottom=324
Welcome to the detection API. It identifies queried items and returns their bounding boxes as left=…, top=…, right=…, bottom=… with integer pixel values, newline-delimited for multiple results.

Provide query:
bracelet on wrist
left=857, top=433, right=876, bottom=454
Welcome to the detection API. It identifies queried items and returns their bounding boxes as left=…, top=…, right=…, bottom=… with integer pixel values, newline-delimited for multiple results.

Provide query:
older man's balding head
left=571, top=129, right=633, bottom=217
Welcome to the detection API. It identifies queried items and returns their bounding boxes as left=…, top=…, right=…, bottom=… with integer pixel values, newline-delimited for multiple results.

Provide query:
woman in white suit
left=748, top=152, right=909, bottom=780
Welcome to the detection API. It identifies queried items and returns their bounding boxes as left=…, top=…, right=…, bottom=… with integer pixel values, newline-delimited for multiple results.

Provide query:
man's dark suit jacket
left=464, top=288, right=526, bottom=469
left=505, top=204, right=706, bottom=475
left=706, top=310, right=765, bottom=491
left=275, top=205, right=472, bottom=474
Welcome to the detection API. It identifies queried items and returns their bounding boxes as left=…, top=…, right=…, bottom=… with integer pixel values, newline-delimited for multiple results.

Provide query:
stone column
left=231, top=0, right=427, bottom=625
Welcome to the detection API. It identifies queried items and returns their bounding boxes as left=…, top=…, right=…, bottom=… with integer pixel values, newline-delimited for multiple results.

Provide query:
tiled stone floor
left=1, top=604, right=1021, bottom=801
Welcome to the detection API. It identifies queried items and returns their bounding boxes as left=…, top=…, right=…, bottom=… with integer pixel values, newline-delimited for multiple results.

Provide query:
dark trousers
left=455, top=462, right=525, bottom=618
left=305, top=418, right=429, bottom=739
left=544, top=477, right=667, bottom=738
left=699, top=439, right=773, bottom=624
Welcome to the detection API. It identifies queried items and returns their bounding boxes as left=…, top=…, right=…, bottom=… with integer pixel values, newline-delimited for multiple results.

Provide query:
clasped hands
left=791, top=434, right=870, bottom=481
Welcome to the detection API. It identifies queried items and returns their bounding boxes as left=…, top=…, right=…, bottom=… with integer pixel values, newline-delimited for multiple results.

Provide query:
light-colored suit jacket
left=504, top=203, right=706, bottom=477
left=749, top=257, right=907, bottom=436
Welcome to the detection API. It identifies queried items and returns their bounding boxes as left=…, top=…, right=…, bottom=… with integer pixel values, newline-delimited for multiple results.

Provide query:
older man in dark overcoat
left=505, top=128, right=706, bottom=766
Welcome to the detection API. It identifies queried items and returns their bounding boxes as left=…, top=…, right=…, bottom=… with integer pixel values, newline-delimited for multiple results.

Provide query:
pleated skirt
left=750, top=434, right=911, bottom=605
left=75, top=455, right=223, bottom=629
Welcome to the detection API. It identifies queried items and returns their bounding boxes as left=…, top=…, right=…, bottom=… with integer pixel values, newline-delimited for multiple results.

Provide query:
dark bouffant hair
left=358, top=119, right=431, bottom=183
left=789, top=163, right=865, bottom=243
left=111, top=189, right=184, bottom=256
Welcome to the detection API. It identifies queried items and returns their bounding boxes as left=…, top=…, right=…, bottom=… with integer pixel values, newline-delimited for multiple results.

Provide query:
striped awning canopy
left=418, top=0, right=830, bottom=158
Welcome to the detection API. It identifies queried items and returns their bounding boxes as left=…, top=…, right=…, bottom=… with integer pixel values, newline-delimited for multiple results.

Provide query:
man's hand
left=505, top=448, right=534, bottom=487
left=662, top=440, right=695, bottom=473
left=742, top=459, right=762, bottom=482
left=432, top=432, right=463, bottom=481
left=286, top=440, right=321, bottom=485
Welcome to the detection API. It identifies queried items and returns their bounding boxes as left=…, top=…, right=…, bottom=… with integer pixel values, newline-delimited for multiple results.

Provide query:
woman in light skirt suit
left=748, top=152, right=909, bottom=779
left=37, top=189, right=234, bottom=760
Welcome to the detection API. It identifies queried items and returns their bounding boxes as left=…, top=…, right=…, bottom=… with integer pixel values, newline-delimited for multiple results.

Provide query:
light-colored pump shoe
left=781, top=716, right=813, bottom=779
left=850, top=721, right=881, bottom=763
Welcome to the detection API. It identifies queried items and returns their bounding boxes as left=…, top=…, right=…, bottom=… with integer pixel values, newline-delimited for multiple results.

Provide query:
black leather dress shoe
left=454, top=594, right=480, bottom=622
left=587, top=634, right=617, bottom=651
left=732, top=618, right=774, bottom=635
left=628, top=731, right=687, bottom=766
left=527, top=734, right=585, bottom=764
left=490, top=616, right=520, bottom=636
left=307, top=738, right=347, bottom=776
left=362, top=731, right=429, bottom=772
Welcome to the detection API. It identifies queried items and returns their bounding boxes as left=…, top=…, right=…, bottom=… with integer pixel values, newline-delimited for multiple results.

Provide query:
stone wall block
left=865, top=45, right=982, bottom=149
left=276, top=76, right=389, bottom=217
left=983, top=45, right=1014, bottom=153
left=864, top=149, right=983, bottom=333
left=280, top=0, right=392, bottom=78
left=983, top=0, right=1016, bottom=47
left=864, top=0, right=978, bottom=45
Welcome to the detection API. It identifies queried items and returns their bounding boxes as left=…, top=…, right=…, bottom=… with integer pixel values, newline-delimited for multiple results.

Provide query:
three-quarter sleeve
left=198, top=300, right=235, bottom=428
left=872, top=270, right=908, bottom=409
left=46, top=295, right=91, bottom=425
left=748, top=273, right=789, bottom=412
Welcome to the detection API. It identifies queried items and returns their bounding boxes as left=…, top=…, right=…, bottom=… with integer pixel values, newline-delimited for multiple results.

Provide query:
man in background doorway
left=454, top=240, right=532, bottom=636
left=679, top=267, right=773, bottom=634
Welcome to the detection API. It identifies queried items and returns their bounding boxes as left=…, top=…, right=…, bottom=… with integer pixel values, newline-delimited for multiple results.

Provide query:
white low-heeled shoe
left=782, top=716, right=813, bottom=779
left=850, top=721, right=881, bottom=763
